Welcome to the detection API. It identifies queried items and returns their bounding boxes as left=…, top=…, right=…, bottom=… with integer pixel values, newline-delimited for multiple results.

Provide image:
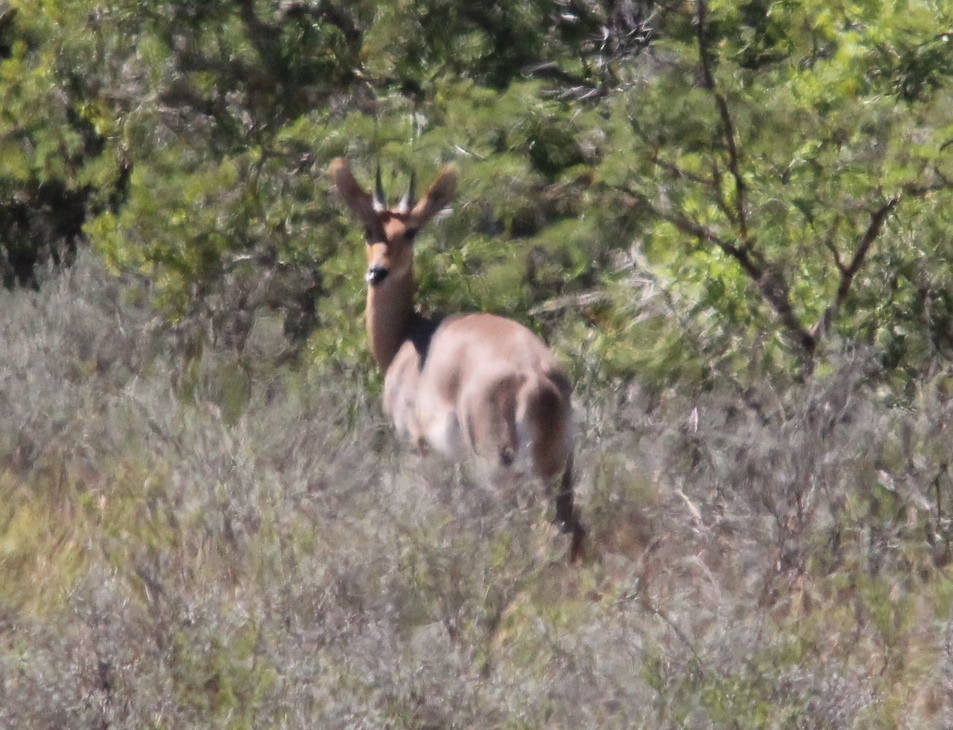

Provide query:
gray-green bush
left=3, top=254, right=953, bottom=729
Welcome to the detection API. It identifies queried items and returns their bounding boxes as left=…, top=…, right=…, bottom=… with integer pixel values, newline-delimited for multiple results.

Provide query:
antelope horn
left=373, top=164, right=386, bottom=212
left=398, top=171, right=416, bottom=213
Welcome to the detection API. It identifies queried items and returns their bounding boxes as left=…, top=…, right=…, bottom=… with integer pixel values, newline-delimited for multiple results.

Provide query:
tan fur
left=330, top=158, right=585, bottom=560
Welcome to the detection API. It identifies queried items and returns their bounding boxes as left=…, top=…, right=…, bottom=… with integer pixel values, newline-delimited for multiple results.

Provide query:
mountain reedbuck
left=330, top=158, right=586, bottom=560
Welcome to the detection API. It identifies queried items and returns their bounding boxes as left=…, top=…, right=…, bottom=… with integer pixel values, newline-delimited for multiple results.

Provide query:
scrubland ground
left=2, top=256, right=953, bottom=728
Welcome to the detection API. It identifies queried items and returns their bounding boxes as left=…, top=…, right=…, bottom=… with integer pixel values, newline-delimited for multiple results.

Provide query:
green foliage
left=3, top=0, right=953, bottom=387
left=594, top=0, right=953, bottom=385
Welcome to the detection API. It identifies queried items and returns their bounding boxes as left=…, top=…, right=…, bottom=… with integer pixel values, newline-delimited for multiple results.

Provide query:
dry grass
left=2, top=253, right=953, bottom=728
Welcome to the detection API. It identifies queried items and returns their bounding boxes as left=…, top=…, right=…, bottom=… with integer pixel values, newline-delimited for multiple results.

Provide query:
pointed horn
left=373, top=164, right=386, bottom=212
left=398, top=171, right=416, bottom=213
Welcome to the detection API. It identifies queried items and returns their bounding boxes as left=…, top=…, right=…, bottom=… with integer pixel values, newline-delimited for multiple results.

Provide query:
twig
left=529, top=290, right=611, bottom=315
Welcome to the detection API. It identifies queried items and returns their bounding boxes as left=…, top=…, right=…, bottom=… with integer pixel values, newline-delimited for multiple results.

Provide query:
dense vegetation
left=3, top=0, right=953, bottom=726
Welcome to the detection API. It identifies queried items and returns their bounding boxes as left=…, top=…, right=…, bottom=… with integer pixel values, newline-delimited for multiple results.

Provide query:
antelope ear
left=329, top=158, right=377, bottom=227
left=409, top=164, right=457, bottom=228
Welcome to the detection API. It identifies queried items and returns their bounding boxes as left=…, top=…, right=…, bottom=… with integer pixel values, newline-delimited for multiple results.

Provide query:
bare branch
left=529, top=290, right=611, bottom=316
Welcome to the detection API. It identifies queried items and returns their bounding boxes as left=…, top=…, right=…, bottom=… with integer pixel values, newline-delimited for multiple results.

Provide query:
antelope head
left=329, top=158, right=458, bottom=288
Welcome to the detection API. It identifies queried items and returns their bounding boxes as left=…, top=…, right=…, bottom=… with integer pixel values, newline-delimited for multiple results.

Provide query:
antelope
left=329, top=158, right=586, bottom=560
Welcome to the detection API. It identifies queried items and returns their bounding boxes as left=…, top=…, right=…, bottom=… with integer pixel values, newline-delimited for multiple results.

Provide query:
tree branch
left=650, top=150, right=718, bottom=187
left=710, top=159, right=738, bottom=226
left=695, top=0, right=749, bottom=242
left=820, top=218, right=847, bottom=274
left=614, top=182, right=817, bottom=355
left=812, top=197, right=900, bottom=340
left=655, top=203, right=817, bottom=353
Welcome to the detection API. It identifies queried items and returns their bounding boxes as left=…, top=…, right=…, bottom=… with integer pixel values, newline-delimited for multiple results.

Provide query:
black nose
left=366, top=266, right=389, bottom=286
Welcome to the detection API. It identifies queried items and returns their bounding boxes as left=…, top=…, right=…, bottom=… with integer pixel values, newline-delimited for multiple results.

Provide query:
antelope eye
left=364, top=225, right=373, bottom=240
left=405, top=227, right=419, bottom=243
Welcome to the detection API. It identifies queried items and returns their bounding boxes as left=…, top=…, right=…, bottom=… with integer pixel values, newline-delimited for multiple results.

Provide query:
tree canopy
left=2, top=0, right=952, bottom=389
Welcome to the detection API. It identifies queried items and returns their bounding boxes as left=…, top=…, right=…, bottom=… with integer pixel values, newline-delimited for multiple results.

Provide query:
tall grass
left=2, top=253, right=953, bottom=728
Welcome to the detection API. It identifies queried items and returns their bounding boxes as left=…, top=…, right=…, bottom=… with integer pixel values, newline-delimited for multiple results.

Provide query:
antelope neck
left=365, top=270, right=415, bottom=371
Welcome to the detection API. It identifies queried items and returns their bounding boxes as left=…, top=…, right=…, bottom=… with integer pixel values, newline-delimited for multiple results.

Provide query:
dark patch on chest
left=407, top=313, right=460, bottom=371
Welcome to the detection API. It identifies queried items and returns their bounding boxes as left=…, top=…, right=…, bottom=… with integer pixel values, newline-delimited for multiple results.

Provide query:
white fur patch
left=424, top=409, right=464, bottom=459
